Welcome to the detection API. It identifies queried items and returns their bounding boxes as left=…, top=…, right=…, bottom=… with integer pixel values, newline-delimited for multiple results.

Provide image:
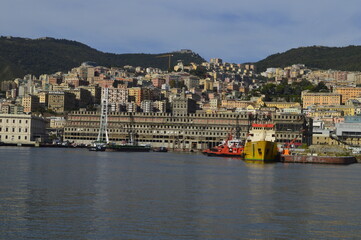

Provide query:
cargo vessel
left=243, top=123, right=279, bottom=162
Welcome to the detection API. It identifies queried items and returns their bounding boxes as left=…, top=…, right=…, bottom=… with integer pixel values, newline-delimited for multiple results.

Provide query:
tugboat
left=203, top=133, right=244, bottom=157
left=243, top=123, right=279, bottom=162
left=203, top=115, right=244, bottom=157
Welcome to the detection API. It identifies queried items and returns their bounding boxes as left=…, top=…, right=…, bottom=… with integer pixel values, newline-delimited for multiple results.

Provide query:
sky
left=1, top=0, right=361, bottom=63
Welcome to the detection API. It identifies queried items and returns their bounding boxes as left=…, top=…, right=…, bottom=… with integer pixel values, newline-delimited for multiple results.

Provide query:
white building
left=0, top=114, right=48, bottom=145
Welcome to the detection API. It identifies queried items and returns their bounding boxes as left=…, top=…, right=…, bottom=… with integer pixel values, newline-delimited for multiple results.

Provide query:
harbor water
left=0, top=147, right=360, bottom=239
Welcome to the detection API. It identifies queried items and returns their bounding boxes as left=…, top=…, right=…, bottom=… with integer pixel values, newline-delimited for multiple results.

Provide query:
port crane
left=156, top=54, right=173, bottom=70
left=282, top=129, right=305, bottom=155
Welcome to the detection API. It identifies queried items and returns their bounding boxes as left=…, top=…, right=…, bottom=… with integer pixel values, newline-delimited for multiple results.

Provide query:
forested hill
left=255, top=45, right=361, bottom=72
left=0, top=36, right=205, bottom=81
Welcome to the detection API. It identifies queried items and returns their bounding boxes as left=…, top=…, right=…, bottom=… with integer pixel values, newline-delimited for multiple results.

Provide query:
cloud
left=1, top=0, right=361, bottom=63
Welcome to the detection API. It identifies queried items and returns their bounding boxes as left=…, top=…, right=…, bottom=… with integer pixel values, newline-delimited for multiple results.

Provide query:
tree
left=312, top=81, right=329, bottom=92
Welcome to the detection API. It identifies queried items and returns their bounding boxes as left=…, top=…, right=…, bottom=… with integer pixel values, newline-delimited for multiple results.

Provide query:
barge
left=281, top=155, right=357, bottom=165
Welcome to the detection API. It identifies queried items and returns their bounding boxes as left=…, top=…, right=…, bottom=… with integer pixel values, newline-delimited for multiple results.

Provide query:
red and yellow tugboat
left=202, top=134, right=244, bottom=157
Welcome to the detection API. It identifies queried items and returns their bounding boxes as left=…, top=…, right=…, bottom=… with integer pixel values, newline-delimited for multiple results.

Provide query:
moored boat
left=202, top=134, right=244, bottom=157
left=88, top=145, right=106, bottom=151
left=153, top=147, right=168, bottom=152
left=243, top=140, right=279, bottom=162
left=88, top=141, right=107, bottom=151
left=243, top=123, right=279, bottom=162
left=105, top=142, right=151, bottom=152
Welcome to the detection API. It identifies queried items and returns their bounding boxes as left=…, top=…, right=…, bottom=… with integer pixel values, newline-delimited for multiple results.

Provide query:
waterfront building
left=333, top=116, right=361, bottom=146
left=63, top=111, right=311, bottom=151
left=0, top=114, right=47, bottom=145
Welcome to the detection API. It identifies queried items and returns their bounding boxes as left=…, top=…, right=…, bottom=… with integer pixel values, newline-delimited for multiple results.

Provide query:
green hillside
left=255, top=45, right=361, bottom=72
left=0, top=36, right=205, bottom=81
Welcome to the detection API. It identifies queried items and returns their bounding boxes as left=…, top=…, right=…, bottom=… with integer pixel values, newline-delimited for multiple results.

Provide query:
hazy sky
left=1, top=0, right=360, bottom=63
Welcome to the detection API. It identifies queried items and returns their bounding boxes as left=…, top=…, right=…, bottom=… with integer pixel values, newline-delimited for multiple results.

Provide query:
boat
left=106, top=142, right=151, bottom=152
left=105, top=131, right=151, bottom=152
left=202, top=133, right=244, bottom=157
left=153, top=147, right=168, bottom=152
left=243, top=123, right=279, bottom=162
left=88, top=143, right=106, bottom=151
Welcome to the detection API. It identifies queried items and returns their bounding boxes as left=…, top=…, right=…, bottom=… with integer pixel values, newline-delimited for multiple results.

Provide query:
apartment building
left=22, top=94, right=39, bottom=113
left=301, top=91, right=341, bottom=108
left=333, top=87, right=361, bottom=104
left=48, top=91, right=76, bottom=113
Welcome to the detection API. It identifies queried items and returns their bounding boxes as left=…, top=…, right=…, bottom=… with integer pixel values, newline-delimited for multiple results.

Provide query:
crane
left=283, top=129, right=305, bottom=155
left=156, top=54, right=173, bottom=70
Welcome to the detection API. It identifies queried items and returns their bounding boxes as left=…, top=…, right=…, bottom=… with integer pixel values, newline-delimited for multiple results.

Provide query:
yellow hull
left=243, top=140, right=279, bottom=162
